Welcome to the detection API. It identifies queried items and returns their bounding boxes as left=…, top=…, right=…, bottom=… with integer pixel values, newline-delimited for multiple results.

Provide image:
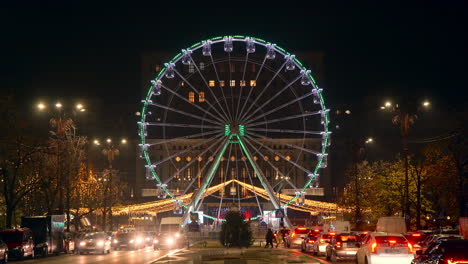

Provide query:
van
left=0, top=228, right=35, bottom=259
left=376, top=216, right=406, bottom=234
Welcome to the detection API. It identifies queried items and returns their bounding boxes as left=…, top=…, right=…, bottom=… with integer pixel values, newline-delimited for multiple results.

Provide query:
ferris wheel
left=138, top=36, right=330, bottom=227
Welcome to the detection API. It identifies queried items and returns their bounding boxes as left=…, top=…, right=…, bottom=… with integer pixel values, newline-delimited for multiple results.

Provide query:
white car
left=356, top=232, right=414, bottom=264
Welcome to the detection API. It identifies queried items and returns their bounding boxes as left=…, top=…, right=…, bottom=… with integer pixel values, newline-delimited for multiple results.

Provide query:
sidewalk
left=151, top=240, right=327, bottom=264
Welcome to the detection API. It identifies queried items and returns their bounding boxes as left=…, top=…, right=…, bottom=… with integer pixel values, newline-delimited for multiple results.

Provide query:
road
left=18, top=247, right=176, bottom=264
left=290, top=248, right=355, bottom=264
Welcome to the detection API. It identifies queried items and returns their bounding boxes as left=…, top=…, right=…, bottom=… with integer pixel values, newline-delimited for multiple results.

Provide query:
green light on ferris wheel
left=239, top=125, right=245, bottom=136
left=224, top=125, right=231, bottom=136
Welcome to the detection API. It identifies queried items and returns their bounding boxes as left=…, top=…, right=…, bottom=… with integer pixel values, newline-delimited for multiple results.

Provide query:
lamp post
left=93, top=137, right=126, bottom=231
left=37, top=101, right=85, bottom=231
left=381, top=99, right=430, bottom=229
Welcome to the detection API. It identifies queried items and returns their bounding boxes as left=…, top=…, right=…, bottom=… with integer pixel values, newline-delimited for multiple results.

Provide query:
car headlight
left=175, top=233, right=180, bottom=238
left=146, top=237, right=151, bottom=241
left=79, top=241, right=86, bottom=246
left=113, top=239, right=118, bottom=243
left=166, top=237, right=174, bottom=245
left=153, top=239, right=159, bottom=244
left=97, top=241, right=105, bottom=247
left=129, top=240, right=134, bottom=243
left=136, top=237, right=143, bottom=244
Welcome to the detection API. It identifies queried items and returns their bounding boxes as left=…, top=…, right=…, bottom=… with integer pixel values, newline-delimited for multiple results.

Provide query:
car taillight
left=371, top=242, right=377, bottom=253
left=308, top=239, right=315, bottom=244
left=336, top=241, right=341, bottom=248
left=407, top=242, right=413, bottom=253
left=389, top=240, right=397, bottom=244
left=320, top=239, right=325, bottom=243
left=314, top=229, right=320, bottom=232
left=412, top=233, right=421, bottom=237
left=447, top=260, right=468, bottom=264
left=291, top=232, right=296, bottom=238
left=329, top=232, right=336, bottom=236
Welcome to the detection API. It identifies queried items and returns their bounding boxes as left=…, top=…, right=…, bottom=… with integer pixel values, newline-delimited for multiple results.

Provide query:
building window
left=180, top=81, right=185, bottom=87
left=199, top=62, right=205, bottom=70
left=209, top=80, right=215, bottom=87
left=188, top=92, right=195, bottom=103
left=187, top=168, right=192, bottom=179
left=219, top=80, right=225, bottom=87
left=230, top=64, right=236, bottom=73
left=188, top=64, right=195, bottom=73
left=251, top=64, right=256, bottom=72
left=240, top=80, right=246, bottom=87
left=250, top=80, right=256, bottom=87
left=199, top=91, right=205, bottom=102
left=155, top=65, right=161, bottom=71
left=230, top=80, right=236, bottom=87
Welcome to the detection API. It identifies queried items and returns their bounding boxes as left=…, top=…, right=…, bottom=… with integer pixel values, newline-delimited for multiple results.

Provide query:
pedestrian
left=275, top=231, right=283, bottom=248
left=265, top=228, right=274, bottom=248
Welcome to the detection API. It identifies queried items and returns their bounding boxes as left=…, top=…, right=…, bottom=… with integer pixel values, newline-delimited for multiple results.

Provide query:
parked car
left=411, top=239, right=468, bottom=264
left=301, top=232, right=318, bottom=253
left=78, top=232, right=111, bottom=254
left=112, top=232, right=145, bottom=250
left=0, top=228, right=35, bottom=259
left=284, top=227, right=310, bottom=248
left=356, top=232, right=414, bottom=264
left=326, top=233, right=361, bottom=263
left=312, top=232, right=335, bottom=256
left=0, top=238, right=8, bottom=263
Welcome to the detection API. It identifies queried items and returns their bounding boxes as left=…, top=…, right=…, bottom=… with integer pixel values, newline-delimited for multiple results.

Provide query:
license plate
left=120, top=244, right=127, bottom=246
left=347, top=251, right=356, bottom=255
left=87, top=247, right=95, bottom=250
left=385, top=249, right=400, bottom=254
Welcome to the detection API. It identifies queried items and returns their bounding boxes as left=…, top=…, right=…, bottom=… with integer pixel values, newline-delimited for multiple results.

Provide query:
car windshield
left=84, top=233, right=107, bottom=239
left=0, top=233, right=22, bottom=242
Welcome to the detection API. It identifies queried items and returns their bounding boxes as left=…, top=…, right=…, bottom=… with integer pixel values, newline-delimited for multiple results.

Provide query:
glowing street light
left=106, top=138, right=112, bottom=143
left=422, top=100, right=430, bottom=107
left=365, top=137, right=374, bottom=144
left=55, top=102, right=63, bottom=109
left=76, top=103, right=83, bottom=110
left=384, top=101, right=392, bottom=108
left=93, top=139, right=100, bottom=145
left=121, top=139, right=127, bottom=144
left=37, top=103, right=46, bottom=110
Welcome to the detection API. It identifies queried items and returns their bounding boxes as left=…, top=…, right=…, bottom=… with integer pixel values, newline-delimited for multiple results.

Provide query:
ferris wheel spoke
left=145, top=130, right=223, bottom=146
left=237, top=53, right=268, bottom=123
left=152, top=133, right=223, bottom=167
left=234, top=52, right=250, bottom=122
left=244, top=91, right=314, bottom=125
left=240, top=154, right=263, bottom=216
left=148, top=102, right=223, bottom=126
left=244, top=135, right=314, bottom=175
left=247, top=127, right=322, bottom=135
left=160, top=83, right=226, bottom=124
left=162, top=136, right=225, bottom=186
left=246, top=111, right=321, bottom=128
left=181, top=137, right=229, bottom=195
left=238, top=59, right=288, bottom=123
left=245, top=131, right=321, bottom=155
left=172, top=68, right=230, bottom=124
left=188, top=55, right=232, bottom=123
left=209, top=54, right=234, bottom=123
left=240, top=75, right=301, bottom=124
left=147, top=122, right=220, bottom=130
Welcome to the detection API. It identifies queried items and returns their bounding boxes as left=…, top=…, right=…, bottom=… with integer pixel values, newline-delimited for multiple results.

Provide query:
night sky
left=1, top=1, right=466, bottom=140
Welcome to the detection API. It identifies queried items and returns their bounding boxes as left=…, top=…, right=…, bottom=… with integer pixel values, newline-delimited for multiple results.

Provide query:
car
left=416, top=234, right=464, bottom=254
left=356, top=232, right=414, bottom=264
left=112, top=232, right=145, bottom=250
left=78, top=232, right=111, bottom=254
left=411, top=239, right=468, bottom=264
left=326, top=233, right=361, bottom=263
left=143, top=231, right=156, bottom=246
left=0, top=228, right=35, bottom=260
left=312, top=232, right=335, bottom=256
left=301, top=232, right=318, bottom=253
left=284, top=227, right=310, bottom=248
left=153, top=231, right=187, bottom=250
left=0, top=238, right=8, bottom=263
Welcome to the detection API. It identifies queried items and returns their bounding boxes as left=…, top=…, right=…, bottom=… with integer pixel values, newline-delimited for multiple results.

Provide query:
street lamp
left=36, top=100, right=85, bottom=231
left=382, top=99, right=430, bottom=228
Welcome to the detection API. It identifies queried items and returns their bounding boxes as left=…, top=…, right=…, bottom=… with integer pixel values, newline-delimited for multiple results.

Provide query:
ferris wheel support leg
left=236, top=135, right=293, bottom=229
left=181, top=138, right=230, bottom=227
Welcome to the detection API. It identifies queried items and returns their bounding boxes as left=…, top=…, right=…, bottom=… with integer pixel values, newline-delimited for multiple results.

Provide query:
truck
left=322, top=220, right=351, bottom=233
left=20, top=215, right=66, bottom=257
left=376, top=216, right=406, bottom=234
left=159, top=217, right=183, bottom=233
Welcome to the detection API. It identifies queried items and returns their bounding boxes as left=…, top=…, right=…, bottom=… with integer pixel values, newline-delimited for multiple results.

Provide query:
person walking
left=265, top=228, right=274, bottom=248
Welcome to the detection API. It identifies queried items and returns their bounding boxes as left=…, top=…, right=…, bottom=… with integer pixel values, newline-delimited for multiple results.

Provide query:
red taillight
left=447, top=260, right=468, bottom=264
left=389, top=240, right=397, bottom=244
left=329, top=232, right=336, bottom=236
left=336, top=241, right=341, bottom=248
left=320, top=239, right=325, bottom=243
left=308, top=239, right=315, bottom=244
left=412, top=233, right=421, bottom=237
left=297, top=227, right=307, bottom=230
left=291, top=232, right=296, bottom=238
left=407, top=242, right=413, bottom=253
left=371, top=242, right=377, bottom=253
left=314, top=229, right=320, bottom=232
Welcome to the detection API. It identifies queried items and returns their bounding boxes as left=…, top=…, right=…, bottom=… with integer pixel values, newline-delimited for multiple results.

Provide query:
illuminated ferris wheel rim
left=139, top=35, right=330, bottom=222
